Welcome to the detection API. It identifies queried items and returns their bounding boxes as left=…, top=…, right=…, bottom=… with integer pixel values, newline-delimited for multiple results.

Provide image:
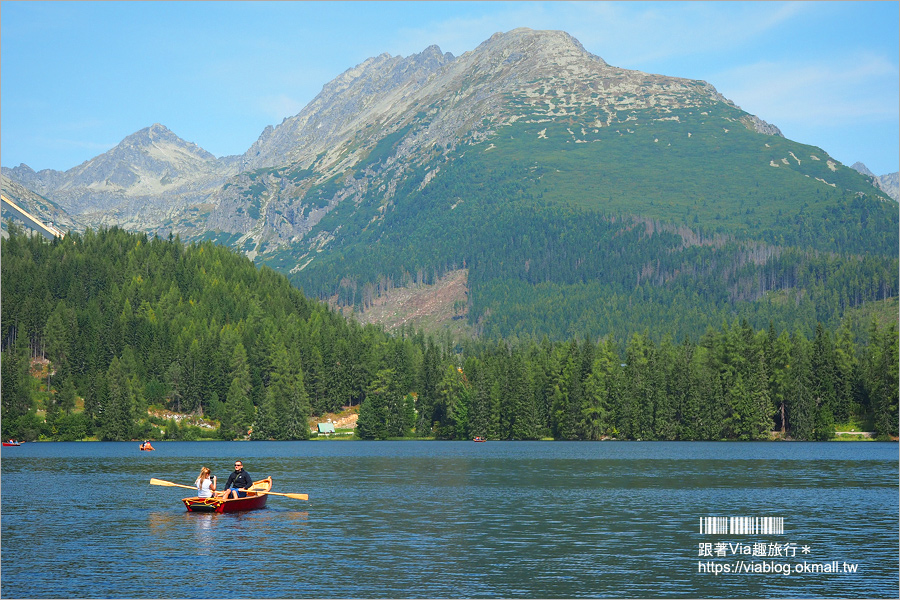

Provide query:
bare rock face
left=876, top=172, right=898, bottom=201
left=201, top=28, right=790, bottom=251
left=851, top=162, right=899, bottom=201
left=0, top=28, right=814, bottom=243
left=851, top=162, right=876, bottom=177
left=2, top=124, right=241, bottom=231
left=60, top=124, right=217, bottom=194
left=239, top=27, right=770, bottom=177
left=241, top=45, right=457, bottom=172
left=1, top=175, right=83, bottom=234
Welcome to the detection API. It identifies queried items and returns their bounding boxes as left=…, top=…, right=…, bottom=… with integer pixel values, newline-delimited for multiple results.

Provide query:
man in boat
left=220, top=460, right=253, bottom=499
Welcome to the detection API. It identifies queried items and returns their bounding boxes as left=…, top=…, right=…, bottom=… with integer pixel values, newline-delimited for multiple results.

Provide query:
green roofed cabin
left=317, top=423, right=336, bottom=435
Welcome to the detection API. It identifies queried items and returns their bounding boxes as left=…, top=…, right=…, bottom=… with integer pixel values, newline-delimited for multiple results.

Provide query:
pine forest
left=2, top=225, right=896, bottom=443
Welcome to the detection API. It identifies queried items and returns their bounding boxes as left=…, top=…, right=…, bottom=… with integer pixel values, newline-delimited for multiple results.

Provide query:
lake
left=1, top=441, right=897, bottom=599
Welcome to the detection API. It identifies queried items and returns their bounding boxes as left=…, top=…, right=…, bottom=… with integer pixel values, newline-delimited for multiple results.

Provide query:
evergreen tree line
left=285, top=150, right=898, bottom=343
left=2, top=225, right=896, bottom=442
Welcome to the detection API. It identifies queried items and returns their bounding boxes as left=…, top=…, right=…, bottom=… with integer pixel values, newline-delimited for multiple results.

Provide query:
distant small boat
left=3, top=441, right=21, bottom=447
left=183, top=477, right=272, bottom=513
left=139, top=442, right=155, bottom=451
left=473, top=436, right=486, bottom=442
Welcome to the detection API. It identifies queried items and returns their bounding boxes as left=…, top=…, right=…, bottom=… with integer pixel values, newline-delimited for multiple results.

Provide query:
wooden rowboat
left=182, top=477, right=272, bottom=513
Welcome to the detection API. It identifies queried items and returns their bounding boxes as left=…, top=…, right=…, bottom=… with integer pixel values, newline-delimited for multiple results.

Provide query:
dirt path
left=834, top=431, right=875, bottom=437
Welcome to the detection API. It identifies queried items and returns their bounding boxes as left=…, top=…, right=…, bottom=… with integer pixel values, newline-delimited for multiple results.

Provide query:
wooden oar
left=151, top=478, right=307, bottom=500
left=150, top=477, right=197, bottom=490
left=250, top=489, right=309, bottom=501
left=247, top=484, right=308, bottom=500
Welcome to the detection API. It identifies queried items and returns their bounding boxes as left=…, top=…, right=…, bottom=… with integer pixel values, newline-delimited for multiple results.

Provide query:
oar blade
left=249, top=488, right=309, bottom=501
left=150, top=477, right=178, bottom=487
left=150, top=478, right=195, bottom=490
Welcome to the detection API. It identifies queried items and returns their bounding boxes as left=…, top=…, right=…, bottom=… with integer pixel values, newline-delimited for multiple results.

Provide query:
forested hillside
left=2, top=226, right=896, bottom=442
left=5, top=29, right=896, bottom=348
left=272, top=133, right=898, bottom=343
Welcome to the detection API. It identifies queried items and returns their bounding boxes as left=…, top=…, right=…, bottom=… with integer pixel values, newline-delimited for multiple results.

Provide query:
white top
left=196, top=476, right=214, bottom=498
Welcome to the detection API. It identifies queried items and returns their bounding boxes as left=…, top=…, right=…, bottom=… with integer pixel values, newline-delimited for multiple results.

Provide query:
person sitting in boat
left=220, top=460, right=252, bottom=499
left=195, top=467, right=217, bottom=498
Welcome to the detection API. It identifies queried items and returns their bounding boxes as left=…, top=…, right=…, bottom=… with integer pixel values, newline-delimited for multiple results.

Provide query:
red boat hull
left=183, top=477, right=271, bottom=513
left=3, top=442, right=21, bottom=446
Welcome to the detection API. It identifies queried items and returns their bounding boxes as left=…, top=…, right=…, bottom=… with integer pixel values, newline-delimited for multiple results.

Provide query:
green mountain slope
left=5, top=29, right=895, bottom=343
left=256, top=103, right=896, bottom=342
left=3, top=225, right=896, bottom=442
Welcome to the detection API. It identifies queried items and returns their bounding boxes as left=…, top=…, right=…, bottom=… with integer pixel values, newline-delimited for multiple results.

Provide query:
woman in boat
left=195, top=467, right=216, bottom=498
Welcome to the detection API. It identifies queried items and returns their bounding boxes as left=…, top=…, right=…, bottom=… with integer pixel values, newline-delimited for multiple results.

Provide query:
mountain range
left=2, top=28, right=897, bottom=341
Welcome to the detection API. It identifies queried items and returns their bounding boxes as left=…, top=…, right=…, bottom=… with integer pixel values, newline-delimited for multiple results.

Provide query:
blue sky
left=2, top=1, right=898, bottom=175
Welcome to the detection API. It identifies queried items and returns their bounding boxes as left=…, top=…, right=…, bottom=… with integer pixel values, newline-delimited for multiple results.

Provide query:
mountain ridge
left=5, top=27, right=895, bottom=230
left=2, top=28, right=896, bottom=341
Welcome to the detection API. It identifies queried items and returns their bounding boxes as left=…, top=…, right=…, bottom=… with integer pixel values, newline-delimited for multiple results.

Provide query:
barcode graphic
left=699, top=516, right=784, bottom=535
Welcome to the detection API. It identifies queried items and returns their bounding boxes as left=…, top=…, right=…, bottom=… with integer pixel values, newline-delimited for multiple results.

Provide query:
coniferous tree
left=166, top=361, right=184, bottom=413
left=748, top=351, right=774, bottom=439
left=581, top=353, right=611, bottom=441
left=724, top=373, right=751, bottom=439
left=44, top=299, right=76, bottom=399
left=435, top=364, right=468, bottom=439
left=101, top=356, right=135, bottom=441
left=832, top=322, right=858, bottom=424
left=221, top=343, right=253, bottom=439
left=551, top=347, right=578, bottom=439
left=356, top=371, right=389, bottom=440
left=653, top=336, right=678, bottom=440
left=3, top=226, right=897, bottom=443
left=467, top=359, right=492, bottom=439
left=1, top=338, right=33, bottom=439
left=449, top=374, right=472, bottom=441
left=811, top=323, right=838, bottom=425
left=283, top=347, right=311, bottom=440
left=253, top=393, right=279, bottom=440
left=511, top=350, right=541, bottom=440
left=767, top=329, right=793, bottom=434
left=57, top=376, right=78, bottom=415
left=670, top=339, right=699, bottom=440
left=694, top=345, right=726, bottom=440
left=181, top=338, right=205, bottom=415
left=787, top=334, right=816, bottom=440
left=864, top=321, right=899, bottom=439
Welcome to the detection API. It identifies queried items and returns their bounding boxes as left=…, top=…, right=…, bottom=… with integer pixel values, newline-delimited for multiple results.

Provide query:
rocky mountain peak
left=850, top=162, right=875, bottom=177
left=241, top=44, right=456, bottom=170
left=852, top=162, right=899, bottom=201
left=117, top=123, right=216, bottom=161
left=473, top=27, right=606, bottom=67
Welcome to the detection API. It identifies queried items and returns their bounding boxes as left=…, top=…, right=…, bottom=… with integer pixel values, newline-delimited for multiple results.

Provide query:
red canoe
left=3, top=441, right=21, bottom=446
left=183, top=477, right=272, bottom=513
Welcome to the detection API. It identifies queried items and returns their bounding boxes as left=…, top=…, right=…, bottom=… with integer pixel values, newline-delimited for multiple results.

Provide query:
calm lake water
left=1, top=441, right=897, bottom=599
